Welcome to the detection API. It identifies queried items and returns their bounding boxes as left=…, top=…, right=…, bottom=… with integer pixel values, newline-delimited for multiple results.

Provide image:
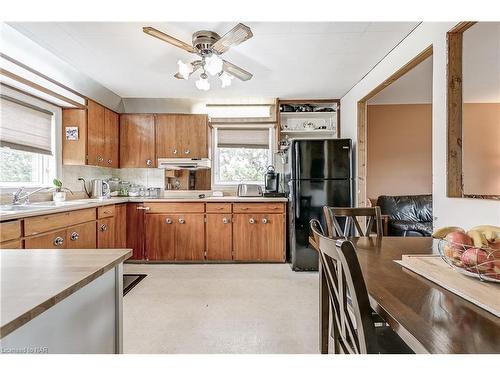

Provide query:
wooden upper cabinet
left=62, top=109, right=87, bottom=165
left=104, top=108, right=119, bottom=168
left=87, top=99, right=105, bottom=166
left=155, top=114, right=208, bottom=159
left=120, top=114, right=156, bottom=168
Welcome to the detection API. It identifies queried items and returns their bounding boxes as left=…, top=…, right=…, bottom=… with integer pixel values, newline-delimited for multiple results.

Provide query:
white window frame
left=212, top=125, right=275, bottom=188
left=0, top=86, right=61, bottom=192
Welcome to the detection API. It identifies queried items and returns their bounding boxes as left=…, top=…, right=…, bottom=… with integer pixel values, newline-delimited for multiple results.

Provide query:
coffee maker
left=264, top=165, right=280, bottom=194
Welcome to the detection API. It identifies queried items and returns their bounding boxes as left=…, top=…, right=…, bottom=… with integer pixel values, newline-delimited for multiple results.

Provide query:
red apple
left=443, top=231, right=473, bottom=260
left=460, top=248, right=494, bottom=273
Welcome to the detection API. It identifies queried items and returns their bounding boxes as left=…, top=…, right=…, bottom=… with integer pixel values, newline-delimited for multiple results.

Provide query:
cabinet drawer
left=233, top=202, right=285, bottom=213
left=206, top=203, right=232, bottom=213
left=98, top=205, right=115, bottom=218
left=25, top=229, right=67, bottom=249
left=145, top=202, right=205, bottom=213
left=66, top=221, right=97, bottom=249
left=0, top=239, right=22, bottom=249
left=0, top=220, right=21, bottom=242
left=24, top=208, right=96, bottom=236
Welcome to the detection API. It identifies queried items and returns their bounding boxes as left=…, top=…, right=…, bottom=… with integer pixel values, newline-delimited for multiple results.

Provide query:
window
left=213, top=127, right=274, bottom=186
left=0, top=96, right=56, bottom=187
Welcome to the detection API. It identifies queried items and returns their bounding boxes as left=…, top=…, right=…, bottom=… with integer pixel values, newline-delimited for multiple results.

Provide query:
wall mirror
left=447, top=22, right=500, bottom=199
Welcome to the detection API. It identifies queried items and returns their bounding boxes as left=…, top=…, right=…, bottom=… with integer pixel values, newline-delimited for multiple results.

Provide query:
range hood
left=157, top=158, right=211, bottom=170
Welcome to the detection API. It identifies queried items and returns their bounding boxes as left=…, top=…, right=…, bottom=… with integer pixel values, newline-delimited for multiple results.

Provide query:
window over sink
left=213, top=126, right=274, bottom=186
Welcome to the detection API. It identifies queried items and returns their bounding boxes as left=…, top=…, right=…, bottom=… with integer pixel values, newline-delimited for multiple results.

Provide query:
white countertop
left=0, top=196, right=288, bottom=221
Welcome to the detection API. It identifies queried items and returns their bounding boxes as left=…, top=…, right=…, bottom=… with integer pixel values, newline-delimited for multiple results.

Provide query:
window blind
left=217, top=128, right=270, bottom=148
left=0, top=96, right=53, bottom=155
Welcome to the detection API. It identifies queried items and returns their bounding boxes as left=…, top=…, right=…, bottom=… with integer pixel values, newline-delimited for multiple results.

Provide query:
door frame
left=356, top=45, right=433, bottom=207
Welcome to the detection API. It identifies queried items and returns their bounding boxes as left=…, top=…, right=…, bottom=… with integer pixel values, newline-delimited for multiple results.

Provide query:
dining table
left=309, top=236, right=500, bottom=354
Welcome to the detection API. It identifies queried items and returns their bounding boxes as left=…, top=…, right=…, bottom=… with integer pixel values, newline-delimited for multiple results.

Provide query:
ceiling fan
left=143, top=23, right=254, bottom=91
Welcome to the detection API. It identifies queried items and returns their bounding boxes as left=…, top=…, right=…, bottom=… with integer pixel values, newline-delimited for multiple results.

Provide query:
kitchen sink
left=0, top=200, right=89, bottom=213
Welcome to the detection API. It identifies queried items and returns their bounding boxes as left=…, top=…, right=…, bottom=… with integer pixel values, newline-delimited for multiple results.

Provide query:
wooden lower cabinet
left=127, top=203, right=145, bottom=260
left=0, top=239, right=22, bottom=249
left=206, top=214, right=233, bottom=260
left=233, top=214, right=285, bottom=262
left=144, top=213, right=204, bottom=261
left=114, top=204, right=127, bottom=248
left=145, top=214, right=176, bottom=261
left=66, top=221, right=97, bottom=249
left=97, top=217, right=115, bottom=248
left=175, top=214, right=205, bottom=261
left=25, top=229, right=67, bottom=249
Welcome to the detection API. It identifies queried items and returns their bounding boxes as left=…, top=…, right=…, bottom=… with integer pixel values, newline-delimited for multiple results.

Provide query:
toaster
left=237, top=184, right=263, bottom=197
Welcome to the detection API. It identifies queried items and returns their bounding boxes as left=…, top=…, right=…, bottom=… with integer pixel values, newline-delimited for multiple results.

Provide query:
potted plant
left=51, top=178, right=73, bottom=202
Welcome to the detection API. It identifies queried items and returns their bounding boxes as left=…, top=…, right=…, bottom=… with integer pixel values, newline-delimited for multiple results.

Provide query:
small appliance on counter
left=264, top=165, right=280, bottom=193
left=91, top=179, right=111, bottom=199
left=237, top=184, right=263, bottom=197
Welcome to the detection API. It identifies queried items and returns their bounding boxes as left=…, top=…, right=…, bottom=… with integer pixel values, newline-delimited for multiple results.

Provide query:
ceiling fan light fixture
left=219, top=71, right=234, bottom=88
left=195, top=75, right=210, bottom=91
left=177, top=59, right=193, bottom=80
left=205, top=54, right=223, bottom=76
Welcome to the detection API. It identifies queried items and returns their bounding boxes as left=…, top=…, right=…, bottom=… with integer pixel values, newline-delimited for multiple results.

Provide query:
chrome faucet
left=12, top=187, right=49, bottom=205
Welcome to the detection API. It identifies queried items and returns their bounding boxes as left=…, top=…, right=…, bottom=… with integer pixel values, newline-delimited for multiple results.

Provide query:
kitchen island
left=0, top=248, right=131, bottom=354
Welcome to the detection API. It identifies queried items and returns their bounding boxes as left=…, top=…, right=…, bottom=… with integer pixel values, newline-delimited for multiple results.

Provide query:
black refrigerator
left=284, top=139, right=354, bottom=271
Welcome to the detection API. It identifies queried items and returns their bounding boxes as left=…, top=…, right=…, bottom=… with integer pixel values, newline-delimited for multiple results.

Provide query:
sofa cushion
left=377, top=195, right=433, bottom=222
left=389, top=220, right=433, bottom=237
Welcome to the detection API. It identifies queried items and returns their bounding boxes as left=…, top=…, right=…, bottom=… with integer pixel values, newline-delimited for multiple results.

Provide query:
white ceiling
left=8, top=22, right=419, bottom=99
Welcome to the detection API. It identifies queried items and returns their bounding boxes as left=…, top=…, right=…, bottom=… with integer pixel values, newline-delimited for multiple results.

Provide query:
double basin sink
left=0, top=200, right=96, bottom=214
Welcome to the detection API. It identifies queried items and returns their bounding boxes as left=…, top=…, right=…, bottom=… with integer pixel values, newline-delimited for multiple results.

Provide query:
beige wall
left=463, top=103, right=500, bottom=195
left=367, top=104, right=432, bottom=200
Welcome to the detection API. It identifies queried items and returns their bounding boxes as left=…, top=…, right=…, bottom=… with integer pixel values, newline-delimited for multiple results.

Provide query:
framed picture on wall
left=65, top=126, right=79, bottom=141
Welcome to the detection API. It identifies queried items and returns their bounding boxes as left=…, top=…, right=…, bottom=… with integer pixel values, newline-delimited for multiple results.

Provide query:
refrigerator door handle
left=295, top=179, right=301, bottom=219
left=294, top=141, right=300, bottom=181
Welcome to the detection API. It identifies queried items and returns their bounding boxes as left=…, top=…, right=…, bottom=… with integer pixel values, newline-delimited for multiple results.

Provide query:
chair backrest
left=323, top=206, right=383, bottom=238
left=311, top=225, right=378, bottom=354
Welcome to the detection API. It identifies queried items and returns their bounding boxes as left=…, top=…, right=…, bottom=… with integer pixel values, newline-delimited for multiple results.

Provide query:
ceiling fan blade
left=143, top=26, right=195, bottom=53
left=174, top=60, right=202, bottom=79
left=222, top=60, right=253, bottom=81
left=212, top=23, right=253, bottom=54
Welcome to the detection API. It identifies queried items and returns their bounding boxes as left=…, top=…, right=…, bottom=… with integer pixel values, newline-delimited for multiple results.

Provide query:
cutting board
left=398, top=254, right=500, bottom=317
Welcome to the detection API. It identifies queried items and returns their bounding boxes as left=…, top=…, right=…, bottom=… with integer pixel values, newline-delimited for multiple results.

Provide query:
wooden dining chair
left=323, top=206, right=383, bottom=238
left=311, top=224, right=413, bottom=354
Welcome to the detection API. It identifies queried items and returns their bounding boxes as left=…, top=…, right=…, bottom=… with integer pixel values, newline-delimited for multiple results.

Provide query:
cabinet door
left=175, top=214, right=205, bottom=261
left=114, top=204, right=127, bottom=248
left=97, top=217, right=115, bottom=248
left=233, top=214, right=260, bottom=261
left=259, top=214, right=285, bottom=262
left=66, top=221, right=97, bottom=249
left=120, top=114, right=155, bottom=168
left=87, top=100, right=105, bottom=166
left=206, top=214, right=232, bottom=260
left=144, top=214, right=176, bottom=261
left=178, top=115, right=208, bottom=158
left=127, top=203, right=145, bottom=260
left=104, top=108, right=119, bottom=168
left=25, top=229, right=67, bottom=249
left=155, top=114, right=179, bottom=158
left=0, top=240, right=22, bottom=249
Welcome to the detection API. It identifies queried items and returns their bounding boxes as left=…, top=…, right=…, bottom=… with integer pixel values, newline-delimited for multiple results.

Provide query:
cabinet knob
left=178, top=218, right=185, bottom=224
left=97, top=156, right=104, bottom=162
left=100, top=224, right=108, bottom=232
left=107, top=159, right=113, bottom=165
left=70, top=231, right=79, bottom=241
left=261, top=218, right=268, bottom=224
left=146, top=159, right=152, bottom=166
left=54, top=236, right=64, bottom=246
left=184, top=149, right=190, bottom=155
left=222, top=217, right=230, bottom=224
left=173, top=149, right=178, bottom=155
left=165, top=218, right=173, bottom=224
left=249, top=218, right=256, bottom=224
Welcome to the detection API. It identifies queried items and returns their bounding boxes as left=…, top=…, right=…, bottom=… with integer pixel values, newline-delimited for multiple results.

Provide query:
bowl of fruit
left=433, top=225, right=500, bottom=283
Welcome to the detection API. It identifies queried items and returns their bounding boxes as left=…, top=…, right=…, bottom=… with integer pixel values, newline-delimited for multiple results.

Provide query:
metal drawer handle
left=184, top=149, right=190, bottom=155
left=178, top=218, right=185, bottom=224
left=249, top=218, right=256, bottom=224
left=173, top=149, right=178, bottom=154
left=136, top=206, right=150, bottom=210
left=107, top=159, right=113, bottom=164
left=54, top=236, right=64, bottom=246
left=222, top=217, right=230, bottom=224
left=146, top=159, right=152, bottom=166
left=100, top=224, right=108, bottom=232
left=165, top=218, right=173, bottom=224
left=240, top=207, right=249, bottom=210
left=70, top=232, right=79, bottom=241
left=262, top=218, right=268, bottom=224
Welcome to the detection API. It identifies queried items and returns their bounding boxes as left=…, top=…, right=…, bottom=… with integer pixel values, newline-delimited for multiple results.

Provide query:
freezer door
left=289, top=178, right=352, bottom=271
left=293, top=139, right=352, bottom=180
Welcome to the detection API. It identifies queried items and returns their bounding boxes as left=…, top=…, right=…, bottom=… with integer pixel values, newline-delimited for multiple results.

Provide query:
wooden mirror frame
left=446, top=22, right=499, bottom=200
